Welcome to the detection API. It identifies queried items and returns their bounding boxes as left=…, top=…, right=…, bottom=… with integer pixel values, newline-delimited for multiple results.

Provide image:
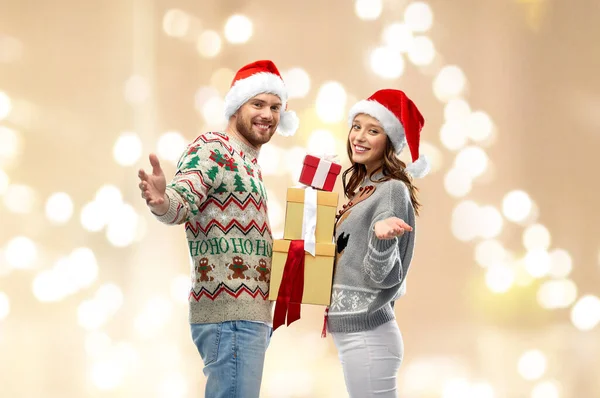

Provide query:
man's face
left=234, top=93, right=282, bottom=147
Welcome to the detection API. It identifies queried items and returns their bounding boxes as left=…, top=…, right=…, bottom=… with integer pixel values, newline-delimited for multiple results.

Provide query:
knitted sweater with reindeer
left=327, top=174, right=416, bottom=333
left=155, top=132, right=273, bottom=325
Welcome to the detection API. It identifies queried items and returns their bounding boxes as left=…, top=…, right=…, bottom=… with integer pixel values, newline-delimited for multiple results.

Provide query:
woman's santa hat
left=224, top=60, right=299, bottom=137
left=348, top=89, right=430, bottom=178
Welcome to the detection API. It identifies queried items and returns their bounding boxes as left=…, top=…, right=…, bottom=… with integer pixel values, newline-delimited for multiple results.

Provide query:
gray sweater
left=327, top=174, right=416, bottom=333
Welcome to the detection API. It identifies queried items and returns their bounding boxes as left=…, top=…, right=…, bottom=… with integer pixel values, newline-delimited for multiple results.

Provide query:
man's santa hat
left=224, top=60, right=299, bottom=137
left=348, top=89, right=430, bottom=178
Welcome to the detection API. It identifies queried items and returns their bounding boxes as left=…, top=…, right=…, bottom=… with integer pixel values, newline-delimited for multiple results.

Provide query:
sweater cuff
left=369, top=234, right=398, bottom=255
left=153, top=188, right=183, bottom=224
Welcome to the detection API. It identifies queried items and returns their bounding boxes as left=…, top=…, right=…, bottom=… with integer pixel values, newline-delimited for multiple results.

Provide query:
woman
left=326, top=89, right=429, bottom=397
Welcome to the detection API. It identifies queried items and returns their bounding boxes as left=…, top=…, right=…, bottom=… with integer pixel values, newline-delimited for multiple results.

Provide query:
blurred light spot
left=419, top=141, right=443, bottom=174
left=355, top=0, right=382, bottom=20
left=524, top=249, right=551, bottom=278
left=209, top=68, right=234, bottom=95
left=158, top=372, right=188, bottom=398
left=454, top=146, right=489, bottom=178
left=537, top=279, right=577, bottom=309
left=382, top=23, right=414, bottom=53
left=518, top=350, right=547, bottom=381
left=370, top=47, right=405, bottom=79
left=197, top=30, right=222, bottom=58
left=257, top=144, right=283, bottom=176
left=531, top=380, right=561, bottom=398
left=475, top=239, right=508, bottom=268
left=156, top=131, right=187, bottom=164
left=94, top=283, right=123, bottom=315
left=267, top=192, right=284, bottom=230
left=548, top=249, right=572, bottom=278
left=90, top=358, right=126, bottom=390
left=3, top=184, right=36, bottom=213
left=0, top=92, right=12, bottom=120
left=78, top=299, right=110, bottom=330
left=69, top=247, right=98, bottom=289
left=316, top=82, right=347, bottom=123
left=134, top=296, right=173, bottom=338
left=479, top=206, right=504, bottom=239
left=194, top=86, right=221, bottom=113
left=0, top=35, right=24, bottom=63
left=282, top=68, right=311, bottom=99
left=433, top=65, right=466, bottom=102
left=467, top=111, right=493, bottom=142
left=170, top=274, right=190, bottom=304
left=404, top=2, right=434, bottom=32
left=307, top=129, right=337, bottom=157
left=440, top=121, right=468, bottom=151
left=33, top=270, right=67, bottom=302
left=444, top=168, right=472, bottom=197
left=80, top=202, right=106, bottom=232
left=0, top=291, right=9, bottom=320
left=264, top=370, right=315, bottom=397
left=485, top=264, right=514, bottom=293
left=113, top=132, right=142, bottom=167
left=106, top=204, right=139, bottom=247
left=451, top=200, right=480, bottom=241
left=124, top=75, right=150, bottom=104
left=224, top=15, right=253, bottom=44
left=444, top=99, right=471, bottom=123
left=0, top=126, right=21, bottom=164
left=570, top=295, right=600, bottom=331
left=95, top=185, right=123, bottom=210
left=201, top=97, right=226, bottom=126
left=470, top=382, right=495, bottom=398
left=0, top=168, right=8, bottom=194
left=163, top=9, right=191, bottom=38
left=85, top=332, right=112, bottom=359
left=5, top=236, right=37, bottom=269
left=407, top=36, right=435, bottom=66
left=502, top=190, right=533, bottom=223
left=45, top=192, right=74, bottom=224
left=284, top=146, right=309, bottom=182
left=523, top=223, right=551, bottom=251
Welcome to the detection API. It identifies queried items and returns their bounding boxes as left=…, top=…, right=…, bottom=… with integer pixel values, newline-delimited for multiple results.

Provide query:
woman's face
left=348, top=113, right=388, bottom=173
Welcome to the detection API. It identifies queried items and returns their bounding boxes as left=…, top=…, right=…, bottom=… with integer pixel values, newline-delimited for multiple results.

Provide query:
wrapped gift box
left=298, top=155, right=342, bottom=192
left=269, top=239, right=335, bottom=306
left=283, top=188, right=339, bottom=244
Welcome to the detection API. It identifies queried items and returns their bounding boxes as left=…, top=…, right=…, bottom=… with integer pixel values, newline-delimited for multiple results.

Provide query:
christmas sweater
left=154, top=132, right=273, bottom=324
left=327, top=174, right=416, bottom=333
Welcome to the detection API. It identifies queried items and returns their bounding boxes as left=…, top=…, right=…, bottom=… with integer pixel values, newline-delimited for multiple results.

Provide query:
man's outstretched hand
left=138, top=154, right=169, bottom=215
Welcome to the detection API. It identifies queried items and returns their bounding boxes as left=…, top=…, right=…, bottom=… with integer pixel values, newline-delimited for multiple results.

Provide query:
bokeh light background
left=1, top=0, right=599, bottom=397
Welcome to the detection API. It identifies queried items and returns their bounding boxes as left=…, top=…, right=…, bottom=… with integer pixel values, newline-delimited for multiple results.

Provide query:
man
left=137, top=60, right=298, bottom=397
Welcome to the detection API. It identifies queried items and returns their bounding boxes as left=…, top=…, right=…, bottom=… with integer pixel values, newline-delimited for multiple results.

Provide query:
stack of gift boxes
left=268, top=154, right=342, bottom=322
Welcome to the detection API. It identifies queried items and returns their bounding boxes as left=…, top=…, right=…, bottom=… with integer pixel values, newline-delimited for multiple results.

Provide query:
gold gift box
left=268, top=239, right=335, bottom=306
left=283, top=188, right=339, bottom=244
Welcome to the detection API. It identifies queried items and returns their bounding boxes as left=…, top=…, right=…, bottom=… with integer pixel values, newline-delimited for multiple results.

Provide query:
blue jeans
left=191, top=321, right=272, bottom=398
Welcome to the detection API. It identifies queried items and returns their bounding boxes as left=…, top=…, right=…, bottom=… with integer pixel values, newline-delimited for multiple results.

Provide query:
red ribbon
left=273, top=240, right=305, bottom=331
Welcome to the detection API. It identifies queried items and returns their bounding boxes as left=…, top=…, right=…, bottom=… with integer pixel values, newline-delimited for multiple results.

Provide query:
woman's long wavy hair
left=342, top=131, right=421, bottom=215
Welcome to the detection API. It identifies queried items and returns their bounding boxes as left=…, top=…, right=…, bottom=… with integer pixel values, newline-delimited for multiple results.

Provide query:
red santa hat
left=348, top=89, right=430, bottom=178
left=223, top=60, right=299, bottom=137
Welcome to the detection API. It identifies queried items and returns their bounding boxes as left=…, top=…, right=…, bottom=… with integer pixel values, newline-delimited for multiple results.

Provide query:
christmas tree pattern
left=206, top=166, right=219, bottom=183
left=184, top=155, right=201, bottom=169
left=244, top=164, right=254, bottom=177
left=233, top=174, right=247, bottom=193
left=214, top=182, right=228, bottom=194
left=257, top=170, right=263, bottom=181
left=249, top=178, right=259, bottom=194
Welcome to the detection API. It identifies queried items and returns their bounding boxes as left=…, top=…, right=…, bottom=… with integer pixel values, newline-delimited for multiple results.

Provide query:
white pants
left=331, top=321, right=404, bottom=398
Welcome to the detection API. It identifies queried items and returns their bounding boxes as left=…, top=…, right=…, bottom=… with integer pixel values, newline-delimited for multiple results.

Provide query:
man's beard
left=236, top=116, right=275, bottom=147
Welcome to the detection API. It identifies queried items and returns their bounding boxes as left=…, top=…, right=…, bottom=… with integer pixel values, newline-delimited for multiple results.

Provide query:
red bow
left=273, top=240, right=305, bottom=330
